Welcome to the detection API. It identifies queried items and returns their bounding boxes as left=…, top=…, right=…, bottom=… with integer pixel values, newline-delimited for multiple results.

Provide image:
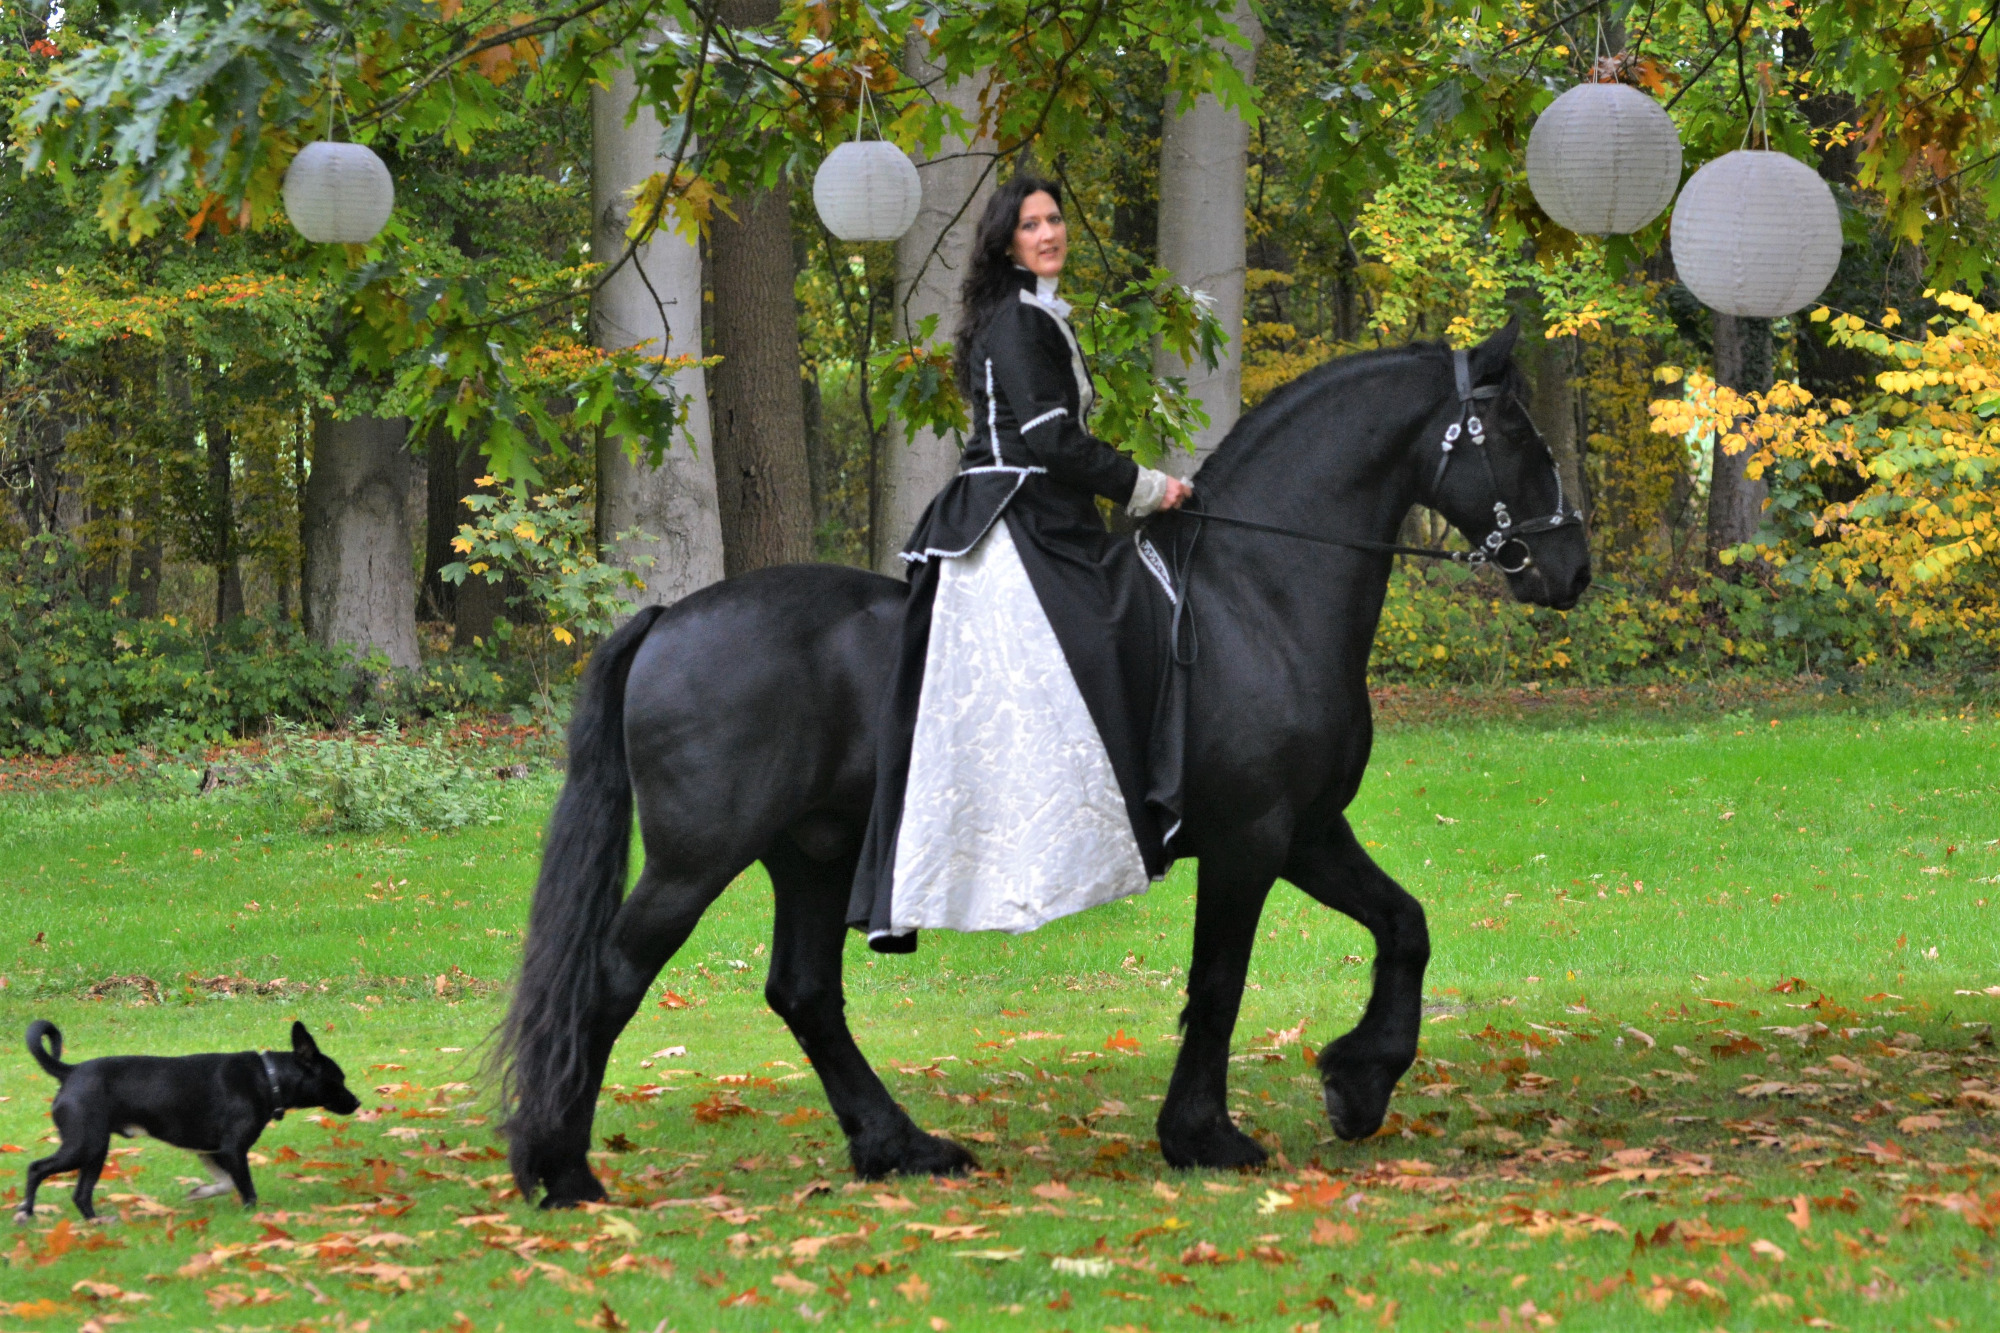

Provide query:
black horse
left=496, top=323, right=1591, bottom=1206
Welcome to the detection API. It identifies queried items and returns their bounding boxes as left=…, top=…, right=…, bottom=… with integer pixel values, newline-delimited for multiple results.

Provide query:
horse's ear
left=1469, top=316, right=1522, bottom=383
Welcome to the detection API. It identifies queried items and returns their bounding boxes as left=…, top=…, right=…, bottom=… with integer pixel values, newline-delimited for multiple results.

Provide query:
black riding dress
left=846, top=269, right=1186, bottom=953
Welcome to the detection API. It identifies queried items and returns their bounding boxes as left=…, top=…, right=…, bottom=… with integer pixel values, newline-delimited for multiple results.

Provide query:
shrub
left=0, top=538, right=363, bottom=754
left=248, top=721, right=499, bottom=833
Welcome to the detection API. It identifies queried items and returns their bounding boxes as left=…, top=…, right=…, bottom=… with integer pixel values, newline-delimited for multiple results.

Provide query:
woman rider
left=848, top=174, right=1192, bottom=953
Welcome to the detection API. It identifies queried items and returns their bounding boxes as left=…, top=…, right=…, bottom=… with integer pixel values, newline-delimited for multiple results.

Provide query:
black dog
left=17, top=1019, right=362, bottom=1221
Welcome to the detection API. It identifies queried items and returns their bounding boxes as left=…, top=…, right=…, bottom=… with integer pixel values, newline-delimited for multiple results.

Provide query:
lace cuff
left=1126, top=467, right=1172, bottom=517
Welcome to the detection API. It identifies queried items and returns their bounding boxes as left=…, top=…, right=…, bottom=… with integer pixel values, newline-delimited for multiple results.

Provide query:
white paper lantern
left=282, top=142, right=395, bottom=244
left=812, top=140, right=921, bottom=242
left=1670, top=149, right=1842, bottom=318
left=1526, top=82, right=1683, bottom=236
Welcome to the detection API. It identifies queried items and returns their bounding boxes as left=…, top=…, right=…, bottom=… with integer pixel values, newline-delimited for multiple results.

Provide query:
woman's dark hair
left=952, top=173, right=1062, bottom=400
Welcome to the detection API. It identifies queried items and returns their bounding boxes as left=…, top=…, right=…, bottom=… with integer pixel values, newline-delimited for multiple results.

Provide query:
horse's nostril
left=1569, top=565, right=1593, bottom=599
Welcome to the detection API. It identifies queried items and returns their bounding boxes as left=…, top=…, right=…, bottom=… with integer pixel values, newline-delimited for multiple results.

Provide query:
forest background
left=1, top=0, right=1998, bottom=756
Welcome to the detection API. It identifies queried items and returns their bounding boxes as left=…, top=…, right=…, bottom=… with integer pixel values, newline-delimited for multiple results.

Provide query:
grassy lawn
left=0, top=690, right=1996, bottom=1332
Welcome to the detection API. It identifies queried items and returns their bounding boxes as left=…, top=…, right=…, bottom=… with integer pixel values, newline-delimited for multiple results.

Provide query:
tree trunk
left=592, top=50, right=725, bottom=611
left=1153, top=0, right=1263, bottom=477
left=303, top=414, right=421, bottom=669
left=208, top=422, right=245, bottom=624
left=127, top=516, right=162, bottom=619
left=1706, top=313, right=1773, bottom=571
left=1523, top=330, right=1589, bottom=525
left=706, top=22, right=813, bottom=573
left=421, top=429, right=480, bottom=623
left=873, top=40, right=997, bottom=572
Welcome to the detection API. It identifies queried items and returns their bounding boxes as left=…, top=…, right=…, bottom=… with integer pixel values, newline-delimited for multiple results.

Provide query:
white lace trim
left=889, top=522, right=1149, bottom=934
left=1021, top=407, right=1067, bottom=434
left=1135, top=534, right=1177, bottom=605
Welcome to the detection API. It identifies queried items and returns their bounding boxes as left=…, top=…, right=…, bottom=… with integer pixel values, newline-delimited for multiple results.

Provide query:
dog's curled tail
left=26, top=1020, right=70, bottom=1081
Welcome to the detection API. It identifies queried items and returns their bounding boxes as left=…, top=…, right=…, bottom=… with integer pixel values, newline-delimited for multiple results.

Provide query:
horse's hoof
left=1158, top=1115, right=1268, bottom=1171
left=1320, top=1071, right=1389, bottom=1141
left=12, top=1207, right=30, bottom=1225
left=850, top=1123, right=978, bottom=1179
left=538, top=1166, right=610, bottom=1210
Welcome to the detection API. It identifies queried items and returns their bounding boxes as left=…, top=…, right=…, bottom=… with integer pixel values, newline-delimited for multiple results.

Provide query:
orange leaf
left=1104, top=1029, right=1142, bottom=1054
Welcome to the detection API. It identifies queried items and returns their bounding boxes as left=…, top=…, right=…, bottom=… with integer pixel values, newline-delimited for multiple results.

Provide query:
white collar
left=1018, top=270, right=1072, bottom=320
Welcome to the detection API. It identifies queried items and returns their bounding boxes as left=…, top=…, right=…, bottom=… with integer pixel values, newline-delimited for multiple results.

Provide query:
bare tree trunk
left=127, top=513, right=162, bottom=619
left=1154, top=0, right=1262, bottom=477
left=208, top=422, right=245, bottom=624
left=1706, top=313, right=1773, bottom=572
left=421, top=429, right=479, bottom=623
left=707, top=1, right=813, bottom=575
left=303, top=415, right=420, bottom=669
left=872, top=39, right=997, bottom=573
left=592, top=52, right=725, bottom=612
left=1523, top=331, right=1589, bottom=526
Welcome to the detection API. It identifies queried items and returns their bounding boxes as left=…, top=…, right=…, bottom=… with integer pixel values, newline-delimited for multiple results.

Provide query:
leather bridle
left=1181, top=348, right=1583, bottom=576
left=1151, top=347, right=1586, bottom=668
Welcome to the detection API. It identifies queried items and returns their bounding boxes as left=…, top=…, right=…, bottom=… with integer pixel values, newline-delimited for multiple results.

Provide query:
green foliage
left=1368, top=560, right=1994, bottom=687
left=0, top=538, right=362, bottom=754
left=440, top=483, right=644, bottom=645
left=440, top=483, right=644, bottom=721
left=243, top=718, right=500, bottom=833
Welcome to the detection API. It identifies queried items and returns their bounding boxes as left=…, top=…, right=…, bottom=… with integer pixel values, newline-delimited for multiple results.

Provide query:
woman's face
left=1009, top=190, right=1067, bottom=279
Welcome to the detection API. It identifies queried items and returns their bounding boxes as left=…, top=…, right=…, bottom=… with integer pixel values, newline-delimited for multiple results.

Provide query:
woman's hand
left=1158, top=477, right=1194, bottom=511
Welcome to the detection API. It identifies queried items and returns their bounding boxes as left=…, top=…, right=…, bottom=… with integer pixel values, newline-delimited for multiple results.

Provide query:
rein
left=1154, top=347, right=1584, bottom=668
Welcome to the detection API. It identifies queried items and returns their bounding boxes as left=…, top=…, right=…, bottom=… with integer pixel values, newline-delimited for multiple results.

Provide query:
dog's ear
left=291, top=1021, right=321, bottom=1065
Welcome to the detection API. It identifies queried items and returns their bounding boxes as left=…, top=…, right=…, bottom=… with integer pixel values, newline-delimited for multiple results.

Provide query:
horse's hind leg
left=1284, top=817, right=1430, bottom=1140
left=1158, top=853, right=1278, bottom=1170
left=532, top=861, right=735, bottom=1208
left=761, top=833, right=975, bottom=1179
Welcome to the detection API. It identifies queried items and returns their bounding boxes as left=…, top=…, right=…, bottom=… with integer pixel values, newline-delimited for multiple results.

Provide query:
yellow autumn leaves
left=1649, top=295, right=2000, bottom=647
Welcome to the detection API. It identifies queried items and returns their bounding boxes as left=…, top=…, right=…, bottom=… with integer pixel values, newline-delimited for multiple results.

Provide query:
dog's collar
left=260, top=1052, right=287, bottom=1122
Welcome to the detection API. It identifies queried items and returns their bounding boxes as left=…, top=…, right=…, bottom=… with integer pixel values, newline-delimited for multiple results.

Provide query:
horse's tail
left=493, top=604, right=665, bottom=1195
left=27, top=1020, right=70, bottom=1082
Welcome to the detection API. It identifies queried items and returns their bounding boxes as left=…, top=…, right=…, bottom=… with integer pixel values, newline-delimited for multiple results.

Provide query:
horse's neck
left=1196, top=364, right=1434, bottom=553
left=1190, top=361, right=1438, bottom=659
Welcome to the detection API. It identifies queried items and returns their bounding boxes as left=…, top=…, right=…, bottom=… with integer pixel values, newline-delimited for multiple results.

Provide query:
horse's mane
left=1192, top=340, right=1451, bottom=489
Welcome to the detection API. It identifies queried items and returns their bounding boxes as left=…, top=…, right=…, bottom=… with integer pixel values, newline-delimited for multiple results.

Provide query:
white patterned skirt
left=887, top=521, right=1151, bottom=935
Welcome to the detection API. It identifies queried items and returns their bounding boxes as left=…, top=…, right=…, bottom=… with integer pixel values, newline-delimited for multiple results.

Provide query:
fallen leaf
left=903, top=1223, right=995, bottom=1241
left=895, top=1273, right=931, bottom=1303
left=1031, top=1181, right=1076, bottom=1202
left=1311, top=1217, right=1359, bottom=1246
left=1051, top=1256, right=1115, bottom=1277
left=1786, top=1195, right=1812, bottom=1233
left=1750, top=1238, right=1787, bottom=1262
left=770, top=1272, right=818, bottom=1296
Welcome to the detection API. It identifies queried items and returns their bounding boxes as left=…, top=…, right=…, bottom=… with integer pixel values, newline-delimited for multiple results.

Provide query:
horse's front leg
left=1157, top=852, right=1278, bottom=1170
left=1284, top=817, right=1430, bottom=1140
left=761, top=835, right=975, bottom=1179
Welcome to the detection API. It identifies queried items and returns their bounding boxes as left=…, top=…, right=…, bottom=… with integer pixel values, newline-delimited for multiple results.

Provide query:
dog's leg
left=17, top=1142, right=85, bottom=1223
left=208, top=1148, right=258, bottom=1208
left=188, top=1153, right=235, bottom=1201
left=69, top=1140, right=110, bottom=1222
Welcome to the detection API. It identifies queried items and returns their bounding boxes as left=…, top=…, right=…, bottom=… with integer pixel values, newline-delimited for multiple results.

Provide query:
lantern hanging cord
left=852, top=69, right=884, bottom=142
left=1743, top=71, right=1770, bottom=150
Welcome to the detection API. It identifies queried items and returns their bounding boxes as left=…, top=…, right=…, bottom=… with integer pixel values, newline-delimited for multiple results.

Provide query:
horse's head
left=1414, top=320, right=1592, bottom=611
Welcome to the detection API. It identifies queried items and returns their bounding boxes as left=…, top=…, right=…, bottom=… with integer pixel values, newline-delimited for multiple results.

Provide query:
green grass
left=0, top=695, right=1996, bottom=1331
